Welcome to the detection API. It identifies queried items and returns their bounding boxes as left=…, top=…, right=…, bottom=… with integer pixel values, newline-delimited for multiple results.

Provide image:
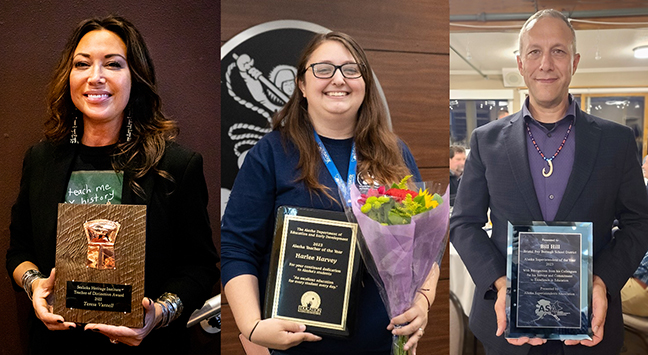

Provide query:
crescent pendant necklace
left=525, top=118, right=573, bottom=178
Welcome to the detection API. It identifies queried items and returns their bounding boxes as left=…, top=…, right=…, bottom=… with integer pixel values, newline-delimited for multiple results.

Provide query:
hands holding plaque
left=264, top=207, right=362, bottom=338
left=242, top=317, right=323, bottom=351
left=501, top=222, right=598, bottom=346
left=495, top=275, right=608, bottom=347
left=563, top=276, right=607, bottom=347
left=27, top=268, right=77, bottom=331
left=28, top=269, right=167, bottom=346
left=84, top=298, right=163, bottom=346
left=54, top=204, right=147, bottom=328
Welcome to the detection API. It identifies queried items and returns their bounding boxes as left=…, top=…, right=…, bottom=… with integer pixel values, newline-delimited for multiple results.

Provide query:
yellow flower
left=396, top=175, right=413, bottom=189
left=418, top=188, right=438, bottom=209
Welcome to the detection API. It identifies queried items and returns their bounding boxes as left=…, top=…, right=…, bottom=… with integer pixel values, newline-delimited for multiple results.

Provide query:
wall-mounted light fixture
left=633, top=45, right=648, bottom=59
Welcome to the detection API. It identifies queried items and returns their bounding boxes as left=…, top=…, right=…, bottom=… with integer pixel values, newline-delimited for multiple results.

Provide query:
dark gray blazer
left=450, top=108, right=648, bottom=355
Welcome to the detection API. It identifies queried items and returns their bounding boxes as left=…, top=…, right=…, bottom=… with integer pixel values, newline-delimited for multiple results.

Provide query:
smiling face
left=70, top=30, right=131, bottom=131
left=298, top=40, right=365, bottom=135
left=517, top=17, right=580, bottom=112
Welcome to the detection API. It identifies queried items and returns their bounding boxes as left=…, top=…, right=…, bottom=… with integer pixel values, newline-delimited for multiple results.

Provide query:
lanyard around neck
left=313, top=131, right=356, bottom=206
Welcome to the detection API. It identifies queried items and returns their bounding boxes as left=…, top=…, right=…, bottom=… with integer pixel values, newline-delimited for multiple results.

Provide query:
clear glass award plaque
left=506, top=221, right=593, bottom=340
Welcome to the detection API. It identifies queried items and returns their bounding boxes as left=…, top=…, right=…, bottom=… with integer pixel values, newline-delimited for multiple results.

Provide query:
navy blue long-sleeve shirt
left=221, top=131, right=421, bottom=354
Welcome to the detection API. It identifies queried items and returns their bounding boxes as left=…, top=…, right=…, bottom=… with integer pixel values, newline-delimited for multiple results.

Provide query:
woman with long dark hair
left=6, top=16, right=218, bottom=354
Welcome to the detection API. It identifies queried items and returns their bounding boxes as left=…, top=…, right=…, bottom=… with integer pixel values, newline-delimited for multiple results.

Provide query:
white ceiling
left=450, top=27, right=648, bottom=76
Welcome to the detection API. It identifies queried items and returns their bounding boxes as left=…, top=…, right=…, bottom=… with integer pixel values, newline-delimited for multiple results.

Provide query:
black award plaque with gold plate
left=264, top=206, right=362, bottom=337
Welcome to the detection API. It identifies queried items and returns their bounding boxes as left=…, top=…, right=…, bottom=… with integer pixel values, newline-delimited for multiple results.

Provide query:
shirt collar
left=523, top=94, right=577, bottom=131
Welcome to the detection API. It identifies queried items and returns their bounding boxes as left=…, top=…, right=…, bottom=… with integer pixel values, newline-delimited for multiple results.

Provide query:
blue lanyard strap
left=313, top=131, right=356, bottom=206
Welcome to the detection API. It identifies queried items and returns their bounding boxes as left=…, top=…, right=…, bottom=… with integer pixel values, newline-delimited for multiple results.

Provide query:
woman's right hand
left=32, top=268, right=77, bottom=331
left=247, top=318, right=321, bottom=350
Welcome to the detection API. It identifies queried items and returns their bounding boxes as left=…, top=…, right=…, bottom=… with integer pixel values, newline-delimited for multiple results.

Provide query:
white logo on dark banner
left=220, top=20, right=330, bottom=217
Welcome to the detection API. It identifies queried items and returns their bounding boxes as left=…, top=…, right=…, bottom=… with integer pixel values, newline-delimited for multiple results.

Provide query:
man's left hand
left=565, top=275, right=607, bottom=347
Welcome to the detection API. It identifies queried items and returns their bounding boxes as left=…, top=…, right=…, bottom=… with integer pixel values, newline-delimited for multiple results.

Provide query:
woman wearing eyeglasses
left=221, top=32, right=436, bottom=354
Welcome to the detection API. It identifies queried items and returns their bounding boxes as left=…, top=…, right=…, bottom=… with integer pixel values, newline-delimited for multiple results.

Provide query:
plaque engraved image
left=54, top=204, right=146, bottom=328
left=506, top=222, right=593, bottom=340
left=264, top=207, right=362, bottom=337
left=84, top=219, right=120, bottom=270
left=517, top=232, right=581, bottom=329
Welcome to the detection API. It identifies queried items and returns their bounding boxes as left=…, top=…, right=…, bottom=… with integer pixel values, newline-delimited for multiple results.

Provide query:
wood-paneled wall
left=221, top=0, right=449, bottom=353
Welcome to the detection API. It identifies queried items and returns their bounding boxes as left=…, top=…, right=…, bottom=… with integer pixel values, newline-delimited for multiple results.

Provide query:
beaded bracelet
left=21, top=269, right=46, bottom=301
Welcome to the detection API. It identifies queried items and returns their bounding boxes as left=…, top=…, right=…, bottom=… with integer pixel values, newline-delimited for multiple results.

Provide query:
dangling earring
left=125, top=113, right=133, bottom=142
left=70, top=115, right=79, bottom=144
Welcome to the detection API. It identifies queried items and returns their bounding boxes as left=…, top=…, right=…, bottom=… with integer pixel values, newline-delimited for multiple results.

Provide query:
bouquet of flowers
left=344, top=176, right=449, bottom=355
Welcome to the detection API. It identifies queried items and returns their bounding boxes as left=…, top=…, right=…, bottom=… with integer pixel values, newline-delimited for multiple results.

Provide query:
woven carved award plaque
left=54, top=203, right=147, bottom=328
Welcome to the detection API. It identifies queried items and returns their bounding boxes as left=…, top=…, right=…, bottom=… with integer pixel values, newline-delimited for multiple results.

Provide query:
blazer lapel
left=36, top=143, right=78, bottom=249
left=504, top=113, right=544, bottom=220
left=45, top=144, right=78, bottom=206
left=554, top=111, right=601, bottom=220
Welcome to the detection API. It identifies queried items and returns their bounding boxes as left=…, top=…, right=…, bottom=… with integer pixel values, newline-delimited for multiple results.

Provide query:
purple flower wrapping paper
left=348, top=183, right=450, bottom=318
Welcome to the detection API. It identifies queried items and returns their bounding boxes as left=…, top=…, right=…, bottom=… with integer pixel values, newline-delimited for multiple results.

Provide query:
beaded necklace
left=525, top=118, right=573, bottom=178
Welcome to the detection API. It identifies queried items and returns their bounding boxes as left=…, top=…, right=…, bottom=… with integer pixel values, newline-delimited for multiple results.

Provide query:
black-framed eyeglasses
left=305, top=62, right=363, bottom=79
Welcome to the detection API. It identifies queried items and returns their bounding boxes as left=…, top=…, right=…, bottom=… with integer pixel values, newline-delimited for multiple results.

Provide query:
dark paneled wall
left=0, top=1, right=220, bottom=354
left=221, top=0, right=449, bottom=353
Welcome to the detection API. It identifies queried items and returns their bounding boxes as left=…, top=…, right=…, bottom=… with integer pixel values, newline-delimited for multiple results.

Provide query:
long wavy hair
left=272, top=32, right=412, bottom=201
left=44, top=15, right=177, bottom=197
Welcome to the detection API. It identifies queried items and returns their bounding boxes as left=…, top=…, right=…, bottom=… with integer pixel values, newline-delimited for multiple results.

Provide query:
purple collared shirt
left=522, top=95, right=577, bottom=221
